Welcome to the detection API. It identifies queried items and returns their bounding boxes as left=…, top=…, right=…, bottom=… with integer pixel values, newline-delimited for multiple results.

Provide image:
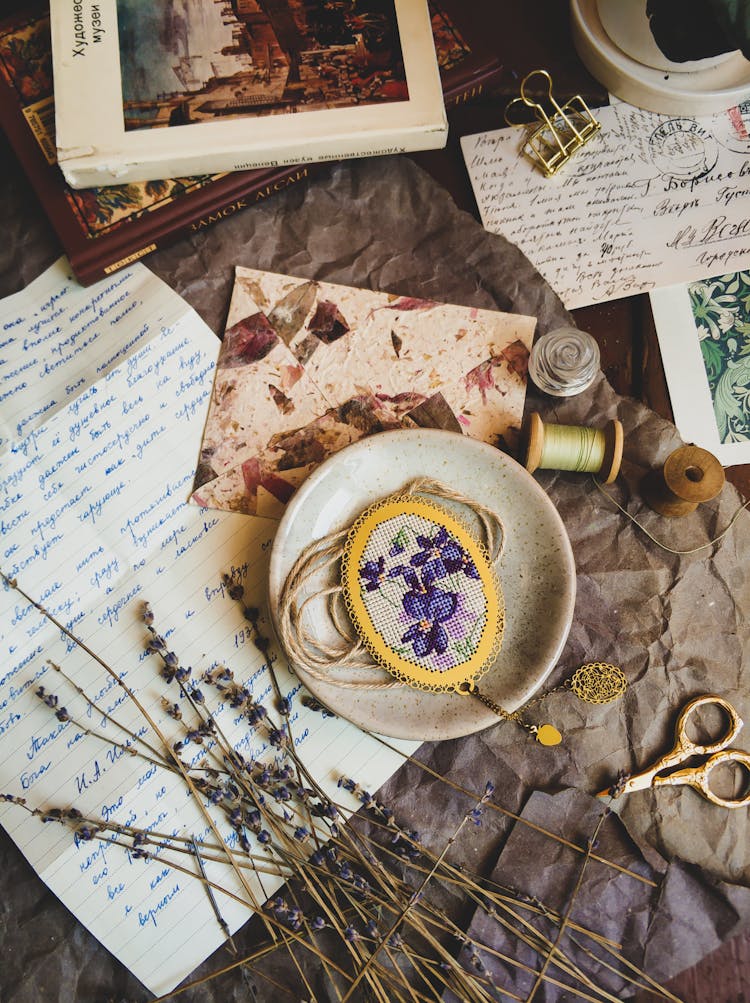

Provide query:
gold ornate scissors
left=598, top=694, right=750, bottom=809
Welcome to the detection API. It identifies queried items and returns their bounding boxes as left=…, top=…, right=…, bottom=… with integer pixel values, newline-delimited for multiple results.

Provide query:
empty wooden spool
left=641, top=444, right=725, bottom=517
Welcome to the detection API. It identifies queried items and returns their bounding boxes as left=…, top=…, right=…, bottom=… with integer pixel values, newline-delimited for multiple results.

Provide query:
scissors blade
left=596, top=769, right=655, bottom=800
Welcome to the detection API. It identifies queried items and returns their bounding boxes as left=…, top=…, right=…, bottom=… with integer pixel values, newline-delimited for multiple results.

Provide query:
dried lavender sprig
left=329, top=856, right=606, bottom=1003
left=45, top=659, right=173, bottom=768
left=249, top=766, right=491, bottom=1003
left=20, top=674, right=645, bottom=1003
left=2, top=574, right=278, bottom=938
left=312, top=818, right=613, bottom=1003
left=144, top=604, right=353, bottom=936
left=370, top=732, right=657, bottom=889
left=141, top=626, right=393, bottom=984
left=406, top=946, right=494, bottom=1003
left=191, top=837, right=237, bottom=954
left=252, top=628, right=512, bottom=1000
left=339, top=784, right=498, bottom=1002
left=8, top=577, right=665, bottom=998
left=143, top=610, right=324, bottom=867
left=562, top=931, right=684, bottom=1003
left=468, top=893, right=618, bottom=1000
left=254, top=820, right=409, bottom=1003
left=525, top=808, right=611, bottom=1003
left=33, top=682, right=175, bottom=778
left=338, top=780, right=634, bottom=988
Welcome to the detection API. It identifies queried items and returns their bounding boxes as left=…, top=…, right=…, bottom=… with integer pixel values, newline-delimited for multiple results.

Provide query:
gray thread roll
left=528, top=327, right=601, bottom=397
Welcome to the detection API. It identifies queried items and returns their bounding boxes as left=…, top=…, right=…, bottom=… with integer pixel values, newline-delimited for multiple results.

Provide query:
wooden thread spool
left=521, top=412, right=623, bottom=484
left=641, top=444, right=725, bottom=517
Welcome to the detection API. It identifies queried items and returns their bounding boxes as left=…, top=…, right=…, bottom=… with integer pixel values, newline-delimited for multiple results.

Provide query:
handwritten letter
left=461, top=101, right=750, bottom=309
left=0, top=259, right=415, bottom=995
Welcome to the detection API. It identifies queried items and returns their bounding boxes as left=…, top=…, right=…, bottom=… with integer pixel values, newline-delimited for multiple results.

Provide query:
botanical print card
left=189, top=267, right=536, bottom=518
left=650, top=269, right=750, bottom=465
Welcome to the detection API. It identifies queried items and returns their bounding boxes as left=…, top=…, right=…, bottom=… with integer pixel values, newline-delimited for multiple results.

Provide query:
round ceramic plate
left=268, top=429, right=576, bottom=741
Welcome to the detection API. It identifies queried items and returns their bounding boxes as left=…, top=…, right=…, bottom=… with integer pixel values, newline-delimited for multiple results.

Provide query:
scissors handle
left=652, top=748, right=750, bottom=809
left=674, top=694, right=743, bottom=756
left=597, top=694, right=746, bottom=802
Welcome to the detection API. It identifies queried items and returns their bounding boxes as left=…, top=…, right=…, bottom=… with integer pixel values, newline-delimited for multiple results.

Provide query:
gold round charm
left=570, top=662, right=627, bottom=704
left=535, top=723, right=563, bottom=746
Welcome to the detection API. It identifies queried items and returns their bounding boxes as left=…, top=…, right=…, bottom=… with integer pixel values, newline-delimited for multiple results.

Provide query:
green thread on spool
left=539, top=423, right=606, bottom=473
left=522, top=413, right=624, bottom=485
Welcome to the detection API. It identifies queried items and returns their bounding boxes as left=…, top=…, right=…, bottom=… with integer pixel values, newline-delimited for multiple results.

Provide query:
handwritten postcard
left=650, top=269, right=750, bottom=465
left=189, top=266, right=536, bottom=518
left=0, top=259, right=416, bottom=995
left=461, top=99, right=750, bottom=309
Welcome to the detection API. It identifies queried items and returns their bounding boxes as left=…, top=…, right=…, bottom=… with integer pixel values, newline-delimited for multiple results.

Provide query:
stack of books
left=0, top=1, right=504, bottom=285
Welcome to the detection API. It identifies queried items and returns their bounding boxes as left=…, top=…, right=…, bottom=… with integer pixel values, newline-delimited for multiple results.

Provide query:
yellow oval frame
left=341, top=496, right=505, bottom=693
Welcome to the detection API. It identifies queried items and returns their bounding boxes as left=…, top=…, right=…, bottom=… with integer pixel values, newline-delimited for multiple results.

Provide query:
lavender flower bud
left=35, top=686, right=58, bottom=709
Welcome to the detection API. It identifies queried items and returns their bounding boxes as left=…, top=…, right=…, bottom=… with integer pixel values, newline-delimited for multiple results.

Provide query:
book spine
left=74, top=165, right=315, bottom=286
left=443, top=78, right=496, bottom=110
left=58, top=124, right=448, bottom=190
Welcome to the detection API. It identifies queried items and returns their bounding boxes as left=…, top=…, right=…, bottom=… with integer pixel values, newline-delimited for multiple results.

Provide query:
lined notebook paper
left=0, top=259, right=417, bottom=995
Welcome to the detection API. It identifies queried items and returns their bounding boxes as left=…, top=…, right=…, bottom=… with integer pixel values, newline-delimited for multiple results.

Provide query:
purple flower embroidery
left=461, top=553, right=480, bottom=579
left=410, top=528, right=465, bottom=585
left=360, top=556, right=387, bottom=592
left=401, top=584, right=458, bottom=657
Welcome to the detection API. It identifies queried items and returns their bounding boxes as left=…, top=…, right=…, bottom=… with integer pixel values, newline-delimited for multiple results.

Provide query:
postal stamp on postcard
left=648, top=118, right=719, bottom=181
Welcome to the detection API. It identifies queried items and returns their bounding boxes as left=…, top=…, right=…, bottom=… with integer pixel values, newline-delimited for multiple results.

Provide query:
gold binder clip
left=505, top=69, right=601, bottom=177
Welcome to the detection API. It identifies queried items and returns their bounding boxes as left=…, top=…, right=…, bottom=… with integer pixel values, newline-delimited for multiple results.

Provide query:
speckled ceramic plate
left=268, top=429, right=575, bottom=741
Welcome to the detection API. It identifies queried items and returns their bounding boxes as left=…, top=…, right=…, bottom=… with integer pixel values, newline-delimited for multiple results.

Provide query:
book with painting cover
left=49, top=0, right=448, bottom=189
left=0, top=6, right=317, bottom=286
left=0, top=2, right=499, bottom=286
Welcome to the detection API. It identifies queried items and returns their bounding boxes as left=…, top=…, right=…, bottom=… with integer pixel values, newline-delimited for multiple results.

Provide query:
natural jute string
left=593, top=477, right=750, bottom=555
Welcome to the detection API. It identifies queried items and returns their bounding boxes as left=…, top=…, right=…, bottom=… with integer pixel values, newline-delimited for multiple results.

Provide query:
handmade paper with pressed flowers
left=190, top=266, right=535, bottom=518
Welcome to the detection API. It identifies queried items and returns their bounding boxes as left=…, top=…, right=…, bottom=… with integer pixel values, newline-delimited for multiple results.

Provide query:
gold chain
left=458, top=662, right=626, bottom=747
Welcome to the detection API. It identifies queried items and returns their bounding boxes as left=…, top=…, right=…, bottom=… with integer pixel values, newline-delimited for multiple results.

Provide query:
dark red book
left=429, top=0, right=504, bottom=107
left=0, top=2, right=502, bottom=287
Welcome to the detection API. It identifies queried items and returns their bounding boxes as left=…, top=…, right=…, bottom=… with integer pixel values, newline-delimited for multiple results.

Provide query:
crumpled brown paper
left=2, top=135, right=750, bottom=1001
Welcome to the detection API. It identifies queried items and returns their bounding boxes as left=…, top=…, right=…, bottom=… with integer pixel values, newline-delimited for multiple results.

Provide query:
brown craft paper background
left=2, top=133, right=750, bottom=1001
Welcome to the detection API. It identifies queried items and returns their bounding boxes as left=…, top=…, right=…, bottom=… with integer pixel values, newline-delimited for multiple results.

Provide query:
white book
left=50, top=0, right=447, bottom=189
